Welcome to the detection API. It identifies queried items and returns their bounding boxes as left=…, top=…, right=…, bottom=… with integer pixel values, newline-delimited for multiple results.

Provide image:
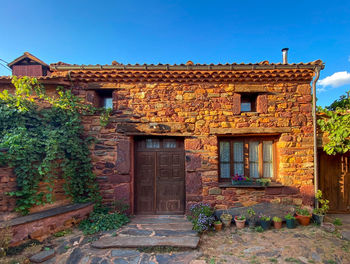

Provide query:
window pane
left=233, top=142, right=243, bottom=162
left=249, top=163, right=259, bottom=178
left=263, top=141, right=273, bottom=178
left=220, top=142, right=230, bottom=162
left=104, top=98, right=113, bottom=109
left=241, top=102, right=251, bottom=112
left=234, top=163, right=244, bottom=176
left=263, top=141, right=273, bottom=162
left=220, top=163, right=230, bottom=178
left=164, top=140, right=176, bottom=148
left=249, top=142, right=259, bottom=162
left=146, top=139, right=160, bottom=148
left=263, top=163, right=273, bottom=178
left=249, top=141, right=259, bottom=178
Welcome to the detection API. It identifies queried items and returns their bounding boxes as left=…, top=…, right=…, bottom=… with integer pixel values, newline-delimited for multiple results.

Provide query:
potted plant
left=256, top=178, right=271, bottom=187
left=247, top=208, right=256, bottom=228
left=259, top=214, right=271, bottom=230
left=220, top=212, right=233, bottom=227
left=231, top=174, right=252, bottom=185
left=285, top=213, right=296, bottom=229
left=312, top=190, right=329, bottom=225
left=272, top=216, right=282, bottom=229
left=295, top=208, right=312, bottom=226
left=213, top=220, right=223, bottom=231
left=234, top=215, right=246, bottom=229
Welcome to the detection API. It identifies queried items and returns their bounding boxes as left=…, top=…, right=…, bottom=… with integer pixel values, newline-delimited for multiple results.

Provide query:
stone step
left=92, top=235, right=200, bottom=249
left=130, top=216, right=189, bottom=224
left=125, top=222, right=194, bottom=231
left=118, top=228, right=198, bottom=237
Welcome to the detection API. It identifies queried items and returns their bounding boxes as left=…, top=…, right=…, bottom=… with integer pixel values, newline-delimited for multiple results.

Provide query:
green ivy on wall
left=317, top=92, right=350, bottom=155
left=0, top=76, right=107, bottom=215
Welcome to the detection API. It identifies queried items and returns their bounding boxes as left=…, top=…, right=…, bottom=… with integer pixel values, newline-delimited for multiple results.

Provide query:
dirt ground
left=198, top=217, right=350, bottom=264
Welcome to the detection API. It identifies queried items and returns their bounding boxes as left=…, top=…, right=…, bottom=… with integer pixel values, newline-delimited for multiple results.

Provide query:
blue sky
left=0, top=0, right=349, bottom=107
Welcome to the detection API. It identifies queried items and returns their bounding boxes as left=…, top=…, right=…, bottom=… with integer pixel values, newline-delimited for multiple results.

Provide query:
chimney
left=281, top=48, right=289, bottom=64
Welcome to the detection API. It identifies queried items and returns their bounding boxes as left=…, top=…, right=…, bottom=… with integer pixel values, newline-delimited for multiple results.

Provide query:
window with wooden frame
left=240, top=93, right=257, bottom=112
left=219, top=137, right=277, bottom=181
left=96, top=90, right=113, bottom=109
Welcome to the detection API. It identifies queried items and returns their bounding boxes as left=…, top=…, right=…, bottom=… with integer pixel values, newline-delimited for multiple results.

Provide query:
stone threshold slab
left=125, top=223, right=194, bottom=231
left=0, top=202, right=93, bottom=228
left=130, top=217, right=189, bottom=224
left=92, top=235, right=200, bottom=249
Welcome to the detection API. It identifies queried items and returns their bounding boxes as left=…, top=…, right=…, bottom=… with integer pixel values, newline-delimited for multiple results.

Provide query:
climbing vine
left=317, top=92, right=350, bottom=155
left=0, top=76, right=107, bottom=215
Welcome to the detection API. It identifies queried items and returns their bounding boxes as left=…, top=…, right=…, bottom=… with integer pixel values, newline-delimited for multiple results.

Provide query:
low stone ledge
left=0, top=202, right=93, bottom=228
left=0, top=202, right=93, bottom=246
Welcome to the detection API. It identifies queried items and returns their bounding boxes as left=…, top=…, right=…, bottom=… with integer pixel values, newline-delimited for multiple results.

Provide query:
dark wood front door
left=135, top=138, right=185, bottom=214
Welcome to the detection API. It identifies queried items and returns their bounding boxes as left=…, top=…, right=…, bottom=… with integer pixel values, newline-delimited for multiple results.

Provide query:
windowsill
left=218, top=182, right=283, bottom=188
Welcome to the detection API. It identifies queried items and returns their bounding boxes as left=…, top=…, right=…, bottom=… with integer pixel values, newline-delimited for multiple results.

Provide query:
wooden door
left=319, top=151, right=350, bottom=213
left=135, top=138, right=185, bottom=214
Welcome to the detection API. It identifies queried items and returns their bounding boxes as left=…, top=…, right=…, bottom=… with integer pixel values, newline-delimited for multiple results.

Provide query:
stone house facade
left=1, top=52, right=324, bottom=215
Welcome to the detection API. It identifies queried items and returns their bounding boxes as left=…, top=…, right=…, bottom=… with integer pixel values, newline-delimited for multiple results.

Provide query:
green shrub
left=79, top=209, right=129, bottom=235
left=333, top=218, right=342, bottom=226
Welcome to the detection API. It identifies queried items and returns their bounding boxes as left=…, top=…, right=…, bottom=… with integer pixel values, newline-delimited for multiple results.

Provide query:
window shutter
left=86, top=90, right=98, bottom=107
left=232, top=93, right=241, bottom=115
left=257, top=94, right=268, bottom=114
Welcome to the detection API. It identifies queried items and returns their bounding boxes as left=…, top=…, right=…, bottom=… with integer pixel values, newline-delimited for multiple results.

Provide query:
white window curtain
left=263, top=141, right=273, bottom=178
left=220, top=141, right=230, bottom=178
left=249, top=141, right=259, bottom=178
left=233, top=142, right=244, bottom=176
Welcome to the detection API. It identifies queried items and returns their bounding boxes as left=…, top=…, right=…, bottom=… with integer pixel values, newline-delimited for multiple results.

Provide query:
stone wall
left=77, top=81, right=315, bottom=211
left=0, top=166, right=72, bottom=220
left=0, top=167, right=17, bottom=220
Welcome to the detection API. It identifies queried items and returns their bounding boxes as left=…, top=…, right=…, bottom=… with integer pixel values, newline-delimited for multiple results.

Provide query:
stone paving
left=28, top=215, right=202, bottom=264
left=92, top=215, right=199, bottom=250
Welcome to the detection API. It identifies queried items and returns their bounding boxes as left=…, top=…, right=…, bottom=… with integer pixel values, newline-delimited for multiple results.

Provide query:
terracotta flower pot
left=234, top=217, right=246, bottom=229
left=273, top=221, right=282, bottom=229
left=296, top=213, right=311, bottom=226
left=214, top=222, right=223, bottom=231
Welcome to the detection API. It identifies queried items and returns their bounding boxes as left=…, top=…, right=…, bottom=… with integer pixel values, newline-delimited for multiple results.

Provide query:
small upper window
left=240, top=94, right=257, bottom=112
left=103, top=97, right=113, bottom=109
left=97, top=90, right=113, bottom=109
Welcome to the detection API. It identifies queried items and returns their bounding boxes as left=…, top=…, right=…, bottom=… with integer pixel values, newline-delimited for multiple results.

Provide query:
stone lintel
left=210, top=127, right=292, bottom=135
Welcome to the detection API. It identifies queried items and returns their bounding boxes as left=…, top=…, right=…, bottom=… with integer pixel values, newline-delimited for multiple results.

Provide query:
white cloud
left=318, top=71, right=350, bottom=89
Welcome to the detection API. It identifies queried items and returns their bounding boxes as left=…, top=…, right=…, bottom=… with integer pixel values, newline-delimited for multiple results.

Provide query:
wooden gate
left=319, top=151, right=350, bottom=213
left=135, top=137, right=185, bottom=215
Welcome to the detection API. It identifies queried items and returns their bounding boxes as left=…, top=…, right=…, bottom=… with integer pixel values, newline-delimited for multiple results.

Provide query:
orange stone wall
left=76, top=81, right=315, bottom=211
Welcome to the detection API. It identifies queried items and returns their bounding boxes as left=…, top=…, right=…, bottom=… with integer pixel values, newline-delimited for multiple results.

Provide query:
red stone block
left=116, top=140, right=130, bottom=175
left=282, top=186, right=299, bottom=195
left=185, top=138, right=202, bottom=150
left=186, top=172, right=202, bottom=195
left=108, top=174, right=130, bottom=184
left=265, top=187, right=283, bottom=195
left=185, top=154, right=201, bottom=171
left=300, top=185, right=314, bottom=206
left=114, top=183, right=130, bottom=205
